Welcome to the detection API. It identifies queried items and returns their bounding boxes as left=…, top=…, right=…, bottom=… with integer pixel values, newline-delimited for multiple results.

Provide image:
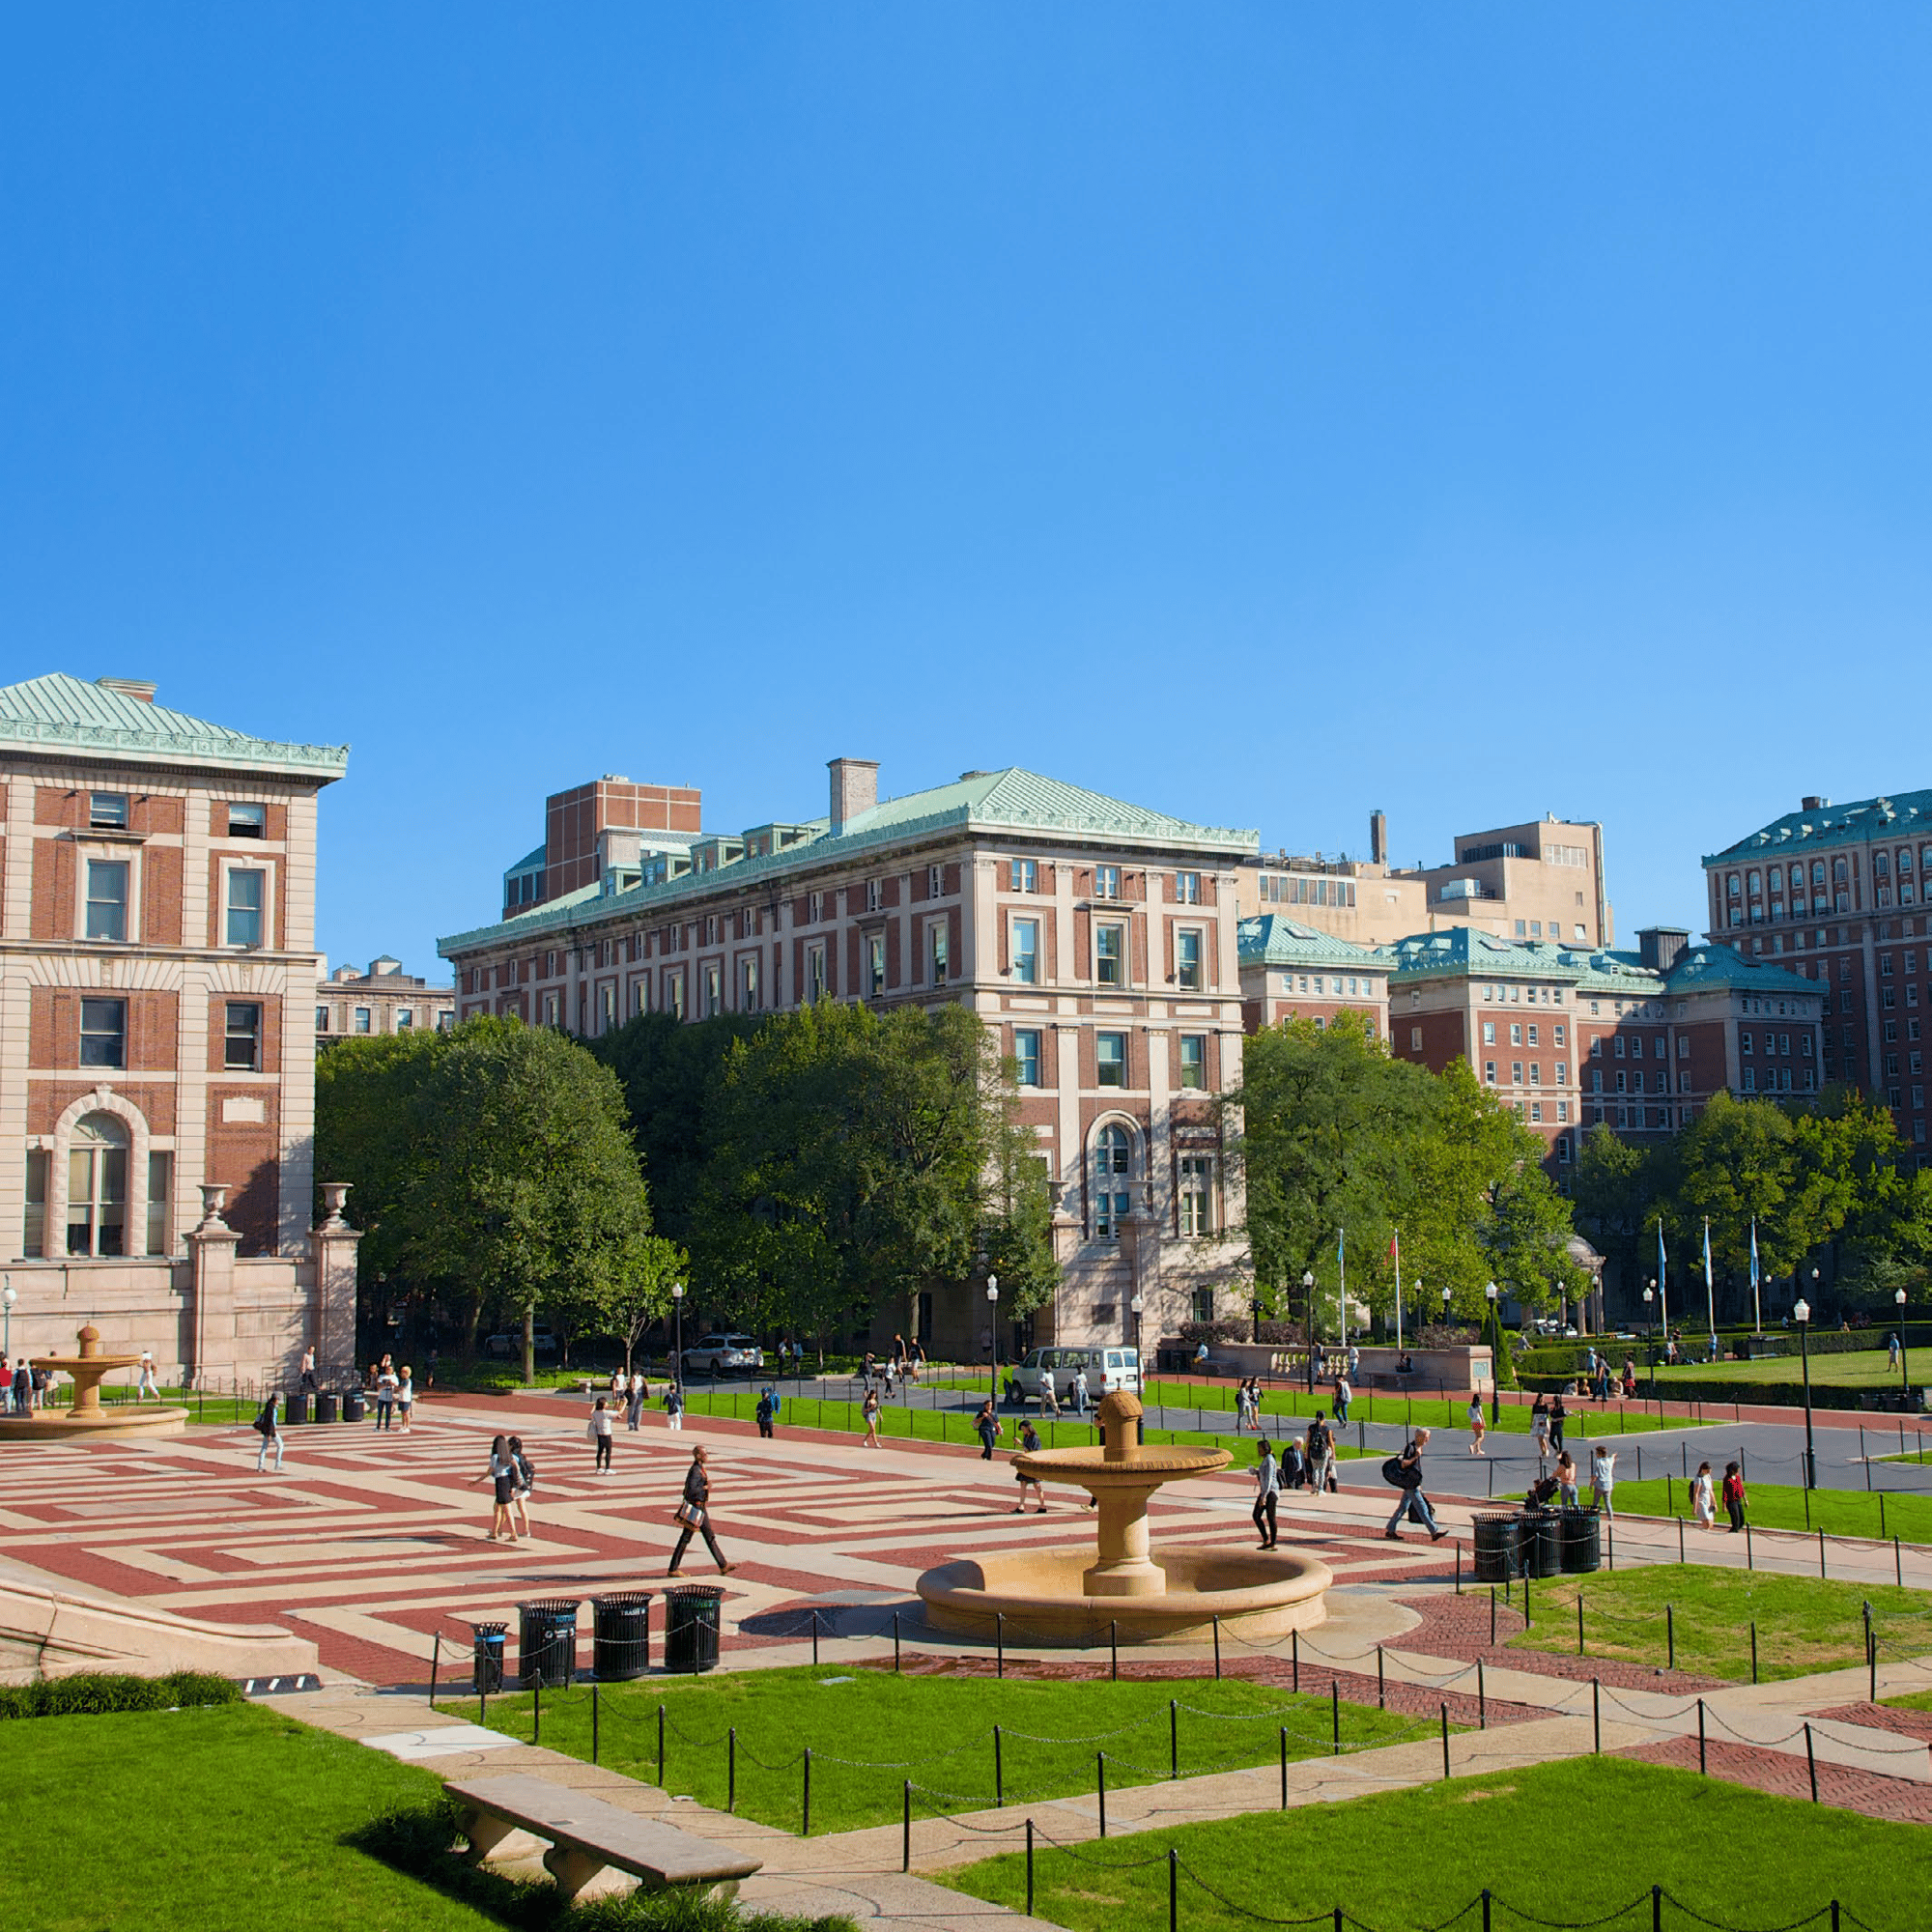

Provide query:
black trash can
left=470, top=1621, right=507, bottom=1695
left=343, top=1388, right=368, bottom=1423
left=1558, top=1508, right=1603, bottom=1574
left=285, top=1389, right=310, bottom=1426
left=663, top=1584, right=724, bottom=1674
left=518, top=1600, right=580, bottom=1690
left=591, top=1593, right=654, bottom=1681
left=315, top=1390, right=340, bottom=1424
left=1472, top=1513, right=1522, bottom=1583
left=1520, top=1509, right=1563, bottom=1578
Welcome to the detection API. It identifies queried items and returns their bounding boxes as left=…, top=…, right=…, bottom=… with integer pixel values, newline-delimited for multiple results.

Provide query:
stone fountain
left=917, top=1391, right=1332, bottom=1643
left=16, top=1325, right=188, bottom=1441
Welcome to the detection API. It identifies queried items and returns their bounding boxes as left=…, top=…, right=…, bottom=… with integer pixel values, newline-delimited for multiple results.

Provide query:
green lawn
left=939, top=1755, right=1932, bottom=1932
left=1504, top=1565, right=1932, bottom=1681
left=1141, top=1378, right=1687, bottom=1440
left=1883, top=1687, right=1932, bottom=1714
left=1649, top=1347, right=1921, bottom=1389
left=90, top=1385, right=260, bottom=1425
left=469, top=1666, right=1433, bottom=1834
left=1505, top=1475, right=1932, bottom=1546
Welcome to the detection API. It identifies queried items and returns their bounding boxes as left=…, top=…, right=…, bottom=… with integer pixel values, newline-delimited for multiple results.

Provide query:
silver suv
left=681, top=1333, right=763, bottom=1376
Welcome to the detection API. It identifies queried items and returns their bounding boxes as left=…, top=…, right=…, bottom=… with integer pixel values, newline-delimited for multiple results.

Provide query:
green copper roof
left=1704, top=789, right=1932, bottom=867
left=440, top=765, right=1257, bottom=955
left=0, top=672, right=349, bottom=780
left=1661, top=945, right=1823, bottom=996
left=1237, top=915, right=1385, bottom=970
left=1379, top=927, right=1816, bottom=1002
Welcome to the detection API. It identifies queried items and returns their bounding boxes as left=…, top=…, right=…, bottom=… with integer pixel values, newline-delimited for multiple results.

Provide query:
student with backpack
left=755, top=1385, right=779, bottom=1438
left=1382, top=1428, right=1446, bottom=1543
left=1305, top=1411, right=1336, bottom=1496
left=507, top=1435, right=535, bottom=1537
left=251, top=1392, right=284, bottom=1473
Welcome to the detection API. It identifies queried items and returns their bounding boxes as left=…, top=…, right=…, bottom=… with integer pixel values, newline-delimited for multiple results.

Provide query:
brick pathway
left=1619, top=1733, right=1932, bottom=1823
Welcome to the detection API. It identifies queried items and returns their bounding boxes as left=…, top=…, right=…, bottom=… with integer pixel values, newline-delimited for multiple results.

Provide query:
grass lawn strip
left=1503, top=1565, right=1932, bottom=1682
left=1506, top=1475, right=1932, bottom=1547
left=470, top=1665, right=1435, bottom=1833
left=1650, top=1347, right=1925, bottom=1390
left=937, top=1754, right=1932, bottom=1932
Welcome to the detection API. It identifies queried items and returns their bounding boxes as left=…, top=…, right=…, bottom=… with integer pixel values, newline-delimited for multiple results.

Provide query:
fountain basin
left=14, top=1325, right=188, bottom=1441
left=918, top=1545, right=1334, bottom=1644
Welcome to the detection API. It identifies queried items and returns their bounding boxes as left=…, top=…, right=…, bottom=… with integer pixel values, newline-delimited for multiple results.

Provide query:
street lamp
left=1301, top=1271, right=1316, bottom=1391
left=1130, top=1292, right=1145, bottom=1383
left=1, top=1277, right=14, bottom=1364
left=670, top=1280, right=685, bottom=1382
left=986, top=1274, right=1000, bottom=1398
left=1440, top=1285, right=1452, bottom=1324
left=1485, top=1281, right=1500, bottom=1423
left=1794, top=1296, right=1816, bottom=1490
left=1897, top=1287, right=1910, bottom=1403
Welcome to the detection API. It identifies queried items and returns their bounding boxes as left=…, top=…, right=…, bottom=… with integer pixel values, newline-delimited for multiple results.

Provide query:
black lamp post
left=1250, top=1295, right=1264, bottom=1345
left=1897, top=1287, right=1910, bottom=1404
left=1794, top=1294, right=1816, bottom=1490
left=1486, top=1280, right=1500, bottom=1423
left=986, top=1274, right=1000, bottom=1398
left=1130, top=1292, right=1145, bottom=1382
left=1301, top=1270, right=1315, bottom=1391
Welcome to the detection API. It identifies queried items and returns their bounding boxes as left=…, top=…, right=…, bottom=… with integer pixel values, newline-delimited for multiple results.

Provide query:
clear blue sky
left=5, top=8, right=1929, bottom=980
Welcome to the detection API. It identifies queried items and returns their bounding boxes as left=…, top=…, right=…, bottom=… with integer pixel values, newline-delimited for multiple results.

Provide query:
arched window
left=1811, top=861, right=1826, bottom=886
left=66, top=1112, right=128, bottom=1257
left=1833, top=857, right=1848, bottom=881
left=1094, top=1124, right=1133, bottom=1240
left=1898, top=847, right=1914, bottom=875
left=1875, top=851, right=1890, bottom=878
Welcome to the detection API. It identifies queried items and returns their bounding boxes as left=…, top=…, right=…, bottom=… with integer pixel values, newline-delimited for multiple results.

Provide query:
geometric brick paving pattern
left=0, top=1399, right=1457, bottom=1686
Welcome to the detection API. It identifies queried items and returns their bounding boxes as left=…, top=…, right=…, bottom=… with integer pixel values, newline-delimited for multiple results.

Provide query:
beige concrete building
left=442, top=758, right=1259, bottom=1356
left=316, top=957, right=454, bottom=1039
left=0, top=673, right=357, bottom=1385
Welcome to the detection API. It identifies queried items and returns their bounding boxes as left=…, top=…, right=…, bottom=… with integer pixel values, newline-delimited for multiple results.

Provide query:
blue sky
left=4, top=8, right=1930, bottom=979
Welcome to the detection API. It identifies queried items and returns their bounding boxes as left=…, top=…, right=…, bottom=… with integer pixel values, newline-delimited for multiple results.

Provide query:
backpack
left=1307, top=1422, right=1329, bottom=1456
left=516, top=1452, right=536, bottom=1490
left=1381, top=1444, right=1422, bottom=1490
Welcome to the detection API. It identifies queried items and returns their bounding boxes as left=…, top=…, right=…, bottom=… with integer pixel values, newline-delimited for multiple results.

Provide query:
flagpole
left=1750, top=1218, right=1762, bottom=1338
left=1656, top=1218, right=1669, bottom=1358
left=1337, top=1227, right=1347, bottom=1348
left=1703, top=1216, right=1717, bottom=1351
left=1393, top=1230, right=1404, bottom=1354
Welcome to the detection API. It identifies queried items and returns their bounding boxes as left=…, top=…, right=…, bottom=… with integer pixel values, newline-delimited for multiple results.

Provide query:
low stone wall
left=1168, top=1339, right=1493, bottom=1395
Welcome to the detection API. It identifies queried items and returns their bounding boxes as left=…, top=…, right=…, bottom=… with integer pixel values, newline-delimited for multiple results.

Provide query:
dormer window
left=89, top=792, right=128, bottom=830
left=228, top=803, right=267, bottom=838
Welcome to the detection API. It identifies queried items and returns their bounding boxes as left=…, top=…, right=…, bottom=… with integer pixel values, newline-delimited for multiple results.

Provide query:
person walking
left=1306, top=1409, right=1337, bottom=1496
left=474, top=1434, right=518, bottom=1542
left=1236, top=1380, right=1257, bottom=1435
left=1720, top=1461, right=1747, bottom=1534
left=666, top=1444, right=734, bottom=1576
left=975, top=1398, right=1003, bottom=1462
left=1530, top=1399, right=1551, bottom=1478
left=1889, top=1331, right=1902, bottom=1371
left=136, top=1351, right=160, bottom=1402
left=374, top=1360, right=399, bottom=1430
left=1384, top=1428, right=1446, bottom=1543
left=1466, top=1395, right=1487, bottom=1457
left=1554, top=1448, right=1578, bottom=1508
left=507, top=1435, right=535, bottom=1538
left=1347, top=1344, right=1360, bottom=1380
left=1548, top=1391, right=1567, bottom=1452
left=862, top=1383, right=882, bottom=1448
left=1691, top=1461, right=1717, bottom=1530
left=626, top=1371, right=646, bottom=1432
left=665, top=1379, right=685, bottom=1432
left=1012, top=1419, right=1046, bottom=1513
left=251, top=1392, right=284, bottom=1473
left=587, top=1397, right=614, bottom=1471
left=1072, top=1366, right=1090, bottom=1416
left=1040, top=1376, right=1060, bottom=1419
left=1589, top=1444, right=1617, bottom=1519
left=1333, top=1375, right=1351, bottom=1427
left=298, top=1345, right=318, bottom=1396
left=1252, top=1437, right=1281, bottom=1549
left=755, top=1384, right=778, bottom=1439
left=396, top=1367, right=415, bottom=1433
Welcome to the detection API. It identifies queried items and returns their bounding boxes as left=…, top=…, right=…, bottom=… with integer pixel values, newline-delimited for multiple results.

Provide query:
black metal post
left=1096, top=1752, right=1107, bottom=1837
left=1478, top=1658, right=1486, bottom=1729
left=1111, top=1619, right=1119, bottom=1682
left=1805, top=1721, right=1818, bottom=1803
left=592, top=1684, right=600, bottom=1766
left=1800, top=1316, right=1817, bottom=1490
left=902, top=1780, right=911, bottom=1872
left=1026, top=1819, right=1035, bottom=1916
left=1377, top=1645, right=1385, bottom=1709
left=995, top=1724, right=1004, bottom=1806
left=1170, top=1701, right=1178, bottom=1780
left=1331, top=1679, right=1340, bottom=1755
left=727, top=1726, right=735, bottom=1810
left=658, top=1704, right=665, bottom=1786
left=1697, top=1697, right=1706, bottom=1775
left=1592, top=1677, right=1600, bottom=1753
left=997, top=1612, right=1005, bottom=1679
left=1440, top=1702, right=1451, bottom=1780
left=1213, top=1615, right=1221, bottom=1681
left=1667, top=1605, right=1675, bottom=1672
left=1169, top=1847, right=1179, bottom=1932
left=430, top=1633, right=440, bottom=1708
left=803, top=1747, right=811, bottom=1836
left=1280, top=1725, right=1289, bottom=1807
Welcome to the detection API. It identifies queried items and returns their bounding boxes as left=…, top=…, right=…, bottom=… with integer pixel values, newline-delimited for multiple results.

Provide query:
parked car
left=1009, top=1345, right=1139, bottom=1405
left=681, top=1333, right=764, bottom=1376
left=483, top=1328, right=558, bottom=1360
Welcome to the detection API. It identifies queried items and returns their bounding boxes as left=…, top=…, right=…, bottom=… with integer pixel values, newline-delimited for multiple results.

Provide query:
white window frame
left=1176, top=926, right=1204, bottom=991
left=218, top=858, right=273, bottom=951
left=1010, top=918, right=1039, bottom=985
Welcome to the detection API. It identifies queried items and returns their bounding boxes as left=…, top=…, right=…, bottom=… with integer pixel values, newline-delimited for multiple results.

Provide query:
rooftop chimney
left=96, top=677, right=156, bottom=703
left=828, top=757, right=879, bottom=836
left=1801, top=795, right=1827, bottom=811
left=1637, top=926, right=1690, bottom=974
left=1369, top=809, right=1387, bottom=867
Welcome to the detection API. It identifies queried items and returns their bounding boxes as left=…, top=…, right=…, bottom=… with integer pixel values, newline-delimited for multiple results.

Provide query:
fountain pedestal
left=15, top=1325, right=189, bottom=1441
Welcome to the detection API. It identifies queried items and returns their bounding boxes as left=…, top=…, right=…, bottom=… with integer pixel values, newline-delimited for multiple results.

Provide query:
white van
left=1009, top=1345, right=1140, bottom=1405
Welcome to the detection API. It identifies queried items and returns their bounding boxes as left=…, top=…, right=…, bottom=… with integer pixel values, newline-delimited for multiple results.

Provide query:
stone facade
left=316, top=955, right=454, bottom=1040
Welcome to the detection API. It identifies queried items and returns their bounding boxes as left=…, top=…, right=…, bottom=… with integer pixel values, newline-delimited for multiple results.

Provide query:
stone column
left=186, top=1184, right=242, bottom=1387
left=307, top=1182, right=361, bottom=1377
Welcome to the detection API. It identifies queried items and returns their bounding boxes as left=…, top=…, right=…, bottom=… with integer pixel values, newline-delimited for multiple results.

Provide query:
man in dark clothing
left=975, top=1401, right=1002, bottom=1461
left=667, top=1445, right=734, bottom=1576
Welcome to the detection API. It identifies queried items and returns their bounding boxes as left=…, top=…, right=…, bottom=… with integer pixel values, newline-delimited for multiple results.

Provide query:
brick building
left=1704, top=789, right=1932, bottom=1153
left=440, top=757, right=1257, bottom=1355
left=1236, top=915, right=1391, bottom=1036
left=316, top=956, right=454, bottom=1039
left=0, top=673, right=357, bottom=1382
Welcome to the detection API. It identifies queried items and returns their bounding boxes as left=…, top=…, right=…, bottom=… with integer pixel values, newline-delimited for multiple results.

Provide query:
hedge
left=0, top=1670, right=242, bottom=1721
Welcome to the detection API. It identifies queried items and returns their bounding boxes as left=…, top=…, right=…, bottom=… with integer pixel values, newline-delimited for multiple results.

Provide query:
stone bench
left=447, top=1773, right=761, bottom=1904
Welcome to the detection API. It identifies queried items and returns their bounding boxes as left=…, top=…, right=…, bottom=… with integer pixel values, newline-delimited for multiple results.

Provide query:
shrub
left=0, top=1670, right=242, bottom=1720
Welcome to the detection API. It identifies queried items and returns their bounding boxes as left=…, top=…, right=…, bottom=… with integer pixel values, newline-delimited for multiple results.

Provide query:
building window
left=542, top=991, right=559, bottom=1027
left=1190, top=1287, right=1215, bottom=1323
left=355, top=1007, right=372, bottom=1033
left=1176, top=929, right=1203, bottom=991
left=740, top=956, right=759, bottom=1010
left=1554, top=1062, right=1567, bottom=1085
left=1011, top=919, right=1039, bottom=984
left=1179, top=1034, right=1207, bottom=1090
left=704, top=963, right=723, bottom=1016
left=1094, top=1124, right=1131, bottom=1237
left=1094, top=865, right=1121, bottom=900
left=808, top=891, right=823, bottom=923
left=66, top=1113, right=129, bottom=1257
left=1179, top=1155, right=1213, bottom=1236
left=1485, top=1060, right=1496, bottom=1084
left=85, top=860, right=129, bottom=942
left=224, top=1002, right=262, bottom=1070
left=866, top=878, right=883, bottom=913
left=602, top=982, right=618, bottom=1032
left=80, top=997, right=127, bottom=1067
left=316, top=1006, right=329, bottom=1032
left=804, top=942, right=825, bottom=1003
left=1410, top=1026, right=1423, bottom=1050
left=927, top=865, right=943, bottom=899
left=396, top=1008, right=414, bottom=1030
left=1095, top=923, right=1125, bottom=986
left=927, top=921, right=949, bottom=984
left=1176, top=870, right=1201, bottom=904
left=227, top=803, right=267, bottom=838
left=668, top=971, right=687, bottom=1021
left=1511, top=1024, right=1522, bottom=1046
left=89, top=792, right=129, bottom=831
left=146, top=1151, right=172, bottom=1257
left=1512, top=1061, right=1524, bottom=1085
left=1096, top=1032, right=1127, bottom=1087
left=1482, top=1021, right=1496, bottom=1044
left=225, top=868, right=266, bottom=947
left=1010, top=859, right=1037, bottom=893
left=22, top=1148, right=48, bottom=1257
left=1014, top=1029, right=1042, bottom=1087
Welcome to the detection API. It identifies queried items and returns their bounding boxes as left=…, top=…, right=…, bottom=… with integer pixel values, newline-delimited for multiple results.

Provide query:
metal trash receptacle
left=519, top=1600, right=581, bottom=1689
left=1558, top=1508, right=1603, bottom=1574
left=1520, top=1509, right=1563, bottom=1578
left=470, top=1621, right=507, bottom=1695
left=1472, top=1513, right=1522, bottom=1583
left=663, top=1585, right=724, bottom=1673
left=343, top=1388, right=368, bottom=1423
left=591, top=1593, right=654, bottom=1681
left=285, top=1389, right=310, bottom=1426
left=315, top=1390, right=340, bottom=1424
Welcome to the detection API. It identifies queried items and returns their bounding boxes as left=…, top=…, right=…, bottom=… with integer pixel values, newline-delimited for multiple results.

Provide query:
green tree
left=1671, top=1094, right=1806, bottom=1302
left=1571, top=1122, right=1671, bottom=1304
